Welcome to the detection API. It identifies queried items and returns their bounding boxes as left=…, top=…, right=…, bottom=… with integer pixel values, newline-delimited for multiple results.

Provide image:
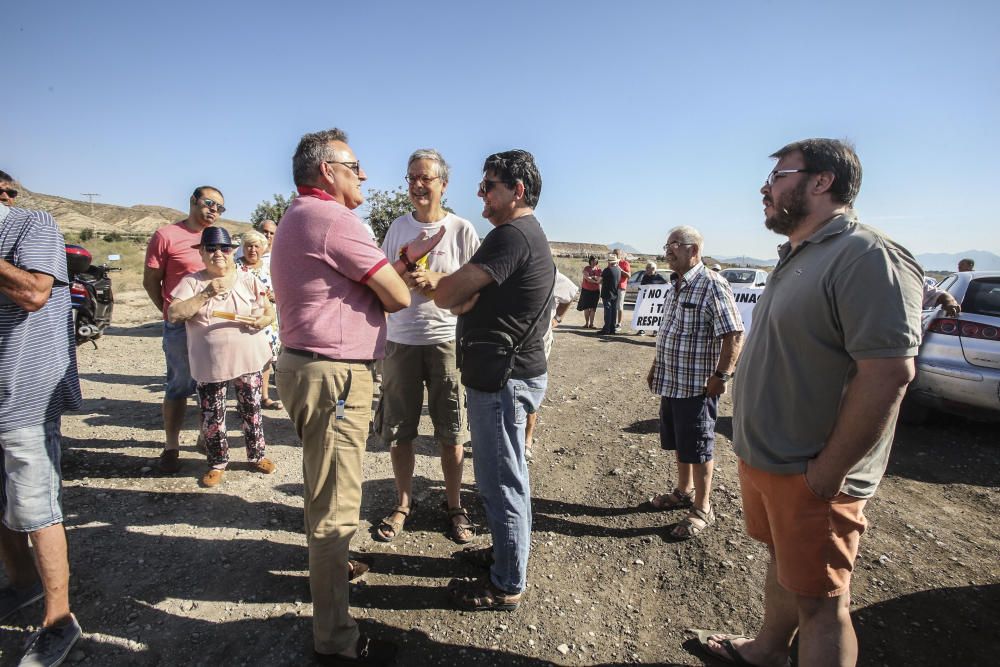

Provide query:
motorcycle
left=65, top=244, right=120, bottom=347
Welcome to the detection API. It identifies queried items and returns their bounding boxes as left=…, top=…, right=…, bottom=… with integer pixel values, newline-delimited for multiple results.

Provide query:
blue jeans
left=466, top=374, right=547, bottom=595
left=0, top=418, right=64, bottom=532
left=601, top=298, right=616, bottom=332
left=162, top=321, right=196, bottom=400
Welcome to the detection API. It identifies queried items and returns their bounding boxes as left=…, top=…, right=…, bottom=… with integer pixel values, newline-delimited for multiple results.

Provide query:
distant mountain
left=16, top=188, right=247, bottom=237
left=915, top=250, right=1000, bottom=272
left=714, top=255, right=779, bottom=267
left=608, top=242, right=647, bottom=255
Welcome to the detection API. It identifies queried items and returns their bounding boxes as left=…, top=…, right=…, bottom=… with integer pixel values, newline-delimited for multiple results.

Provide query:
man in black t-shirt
left=599, top=255, right=622, bottom=334
left=435, top=150, right=553, bottom=612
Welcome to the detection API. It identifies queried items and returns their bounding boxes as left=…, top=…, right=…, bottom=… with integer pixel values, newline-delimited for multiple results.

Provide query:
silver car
left=905, top=271, right=1000, bottom=421
left=720, top=268, right=769, bottom=287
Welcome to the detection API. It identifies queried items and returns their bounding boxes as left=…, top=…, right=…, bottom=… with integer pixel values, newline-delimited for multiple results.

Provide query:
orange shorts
left=738, top=459, right=867, bottom=598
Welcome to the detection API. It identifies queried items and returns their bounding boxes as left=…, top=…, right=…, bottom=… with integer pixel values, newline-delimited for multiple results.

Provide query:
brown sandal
left=670, top=506, right=716, bottom=540
left=347, top=559, right=370, bottom=582
left=447, top=507, right=475, bottom=544
left=449, top=578, right=521, bottom=611
left=374, top=505, right=410, bottom=542
left=647, top=488, right=694, bottom=511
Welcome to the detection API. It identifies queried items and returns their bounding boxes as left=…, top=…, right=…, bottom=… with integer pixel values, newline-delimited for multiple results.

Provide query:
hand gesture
left=402, top=227, right=446, bottom=264
left=203, top=276, right=233, bottom=299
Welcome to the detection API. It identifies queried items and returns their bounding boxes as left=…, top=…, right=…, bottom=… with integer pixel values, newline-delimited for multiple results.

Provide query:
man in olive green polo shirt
left=698, top=139, right=923, bottom=667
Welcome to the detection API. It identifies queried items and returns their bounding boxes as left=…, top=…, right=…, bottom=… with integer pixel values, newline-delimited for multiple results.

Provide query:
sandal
left=691, top=629, right=792, bottom=667
left=457, top=544, right=494, bottom=569
left=446, top=507, right=475, bottom=544
left=261, top=398, right=284, bottom=410
left=646, top=488, right=694, bottom=511
left=347, top=558, right=370, bottom=582
left=670, top=505, right=716, bottom=540
left=449, top=578, right=521, bottom=612
left=374, top=505, right=410, bottom=542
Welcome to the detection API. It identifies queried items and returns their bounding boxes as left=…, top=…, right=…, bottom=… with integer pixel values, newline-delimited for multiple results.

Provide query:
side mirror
left=108, top=254, right=121, bottom=261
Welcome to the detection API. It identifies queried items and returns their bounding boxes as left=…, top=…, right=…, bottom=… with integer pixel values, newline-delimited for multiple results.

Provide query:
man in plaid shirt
left=645, top=225, right=743, bottom=539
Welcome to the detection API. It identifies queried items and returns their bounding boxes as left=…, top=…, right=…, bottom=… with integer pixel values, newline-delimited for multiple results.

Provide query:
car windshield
left=722, top=270, right=756, bottom=283
left=963, top=278, right=1000, bottom=317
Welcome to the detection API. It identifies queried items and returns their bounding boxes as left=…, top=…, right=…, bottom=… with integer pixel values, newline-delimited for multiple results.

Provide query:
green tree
left=250, top=192, right=296, bottom=228
left=363, top=188, right=413, bottom=245
left=79, top=228, right=94, bottom=241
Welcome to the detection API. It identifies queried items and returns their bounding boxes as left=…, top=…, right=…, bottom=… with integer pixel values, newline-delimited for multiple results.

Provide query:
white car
left=720, top=268, right=769, bottom=287
left=904, top=271, right=1000, bottom=422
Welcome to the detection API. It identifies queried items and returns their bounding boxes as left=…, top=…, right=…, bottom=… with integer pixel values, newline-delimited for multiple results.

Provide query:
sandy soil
left=1, top=293, right=997, bottom=666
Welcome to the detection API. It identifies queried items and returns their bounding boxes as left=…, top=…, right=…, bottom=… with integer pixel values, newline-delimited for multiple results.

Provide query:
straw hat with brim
left=193, top=226, right=239, bottom=249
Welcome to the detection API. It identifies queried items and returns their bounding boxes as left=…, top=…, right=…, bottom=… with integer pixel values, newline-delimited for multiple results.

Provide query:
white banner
left=631, top=285, right=765, bottom=334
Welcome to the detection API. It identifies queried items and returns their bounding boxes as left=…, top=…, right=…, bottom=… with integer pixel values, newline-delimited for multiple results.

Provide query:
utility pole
left=80, top=193, right=100, bottom=216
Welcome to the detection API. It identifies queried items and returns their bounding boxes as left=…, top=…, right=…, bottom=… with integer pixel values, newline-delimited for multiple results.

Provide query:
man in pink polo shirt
left=143, top=186, right=223, bottom=473
left=271, top=128, right=441, bottom=666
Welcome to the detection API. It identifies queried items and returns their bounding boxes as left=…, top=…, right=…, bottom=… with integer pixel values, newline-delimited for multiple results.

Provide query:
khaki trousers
left=276, top=351, right=373, bottom=655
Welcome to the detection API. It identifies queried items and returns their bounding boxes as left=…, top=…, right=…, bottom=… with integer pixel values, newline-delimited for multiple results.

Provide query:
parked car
left=904, top=271, right=1000, bottom=422
left=720, top=268, right=769, bottom=287
left=624, top=268, right=671, bottom=304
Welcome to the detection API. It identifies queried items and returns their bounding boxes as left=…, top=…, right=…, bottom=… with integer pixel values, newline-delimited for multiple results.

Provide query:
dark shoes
left=314, top=635, right=398, bottom=666
left=18, top=613, right=82, bottom=667
left=0, top=581, right=44, bottom=623
left=159, top=449, right=181, bottom=473
left=449, top=578, right=522, bottom=612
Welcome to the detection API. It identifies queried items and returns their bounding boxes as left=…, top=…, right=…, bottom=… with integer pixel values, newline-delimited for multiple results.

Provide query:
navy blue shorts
left=658, top=394, right=718, bottom=464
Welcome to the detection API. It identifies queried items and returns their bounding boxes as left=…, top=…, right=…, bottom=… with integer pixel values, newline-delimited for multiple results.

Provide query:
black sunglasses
left=0, top=188, right=17, bottom=198
left=203, top=245, right=235, bottom=254
left=477, top=179, right=508, bottom=195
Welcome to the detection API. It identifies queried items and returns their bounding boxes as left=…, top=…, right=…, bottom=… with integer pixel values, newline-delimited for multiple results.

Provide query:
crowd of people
left=0, top=136, right=933, bottom=667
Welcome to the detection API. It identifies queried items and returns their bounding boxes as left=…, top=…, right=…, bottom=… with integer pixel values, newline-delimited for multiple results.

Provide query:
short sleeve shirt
left=145, top=221, right=205, bottom=319
left=457, top=215, right=554, bottom=380
left=171, top=270, right=272, bottom=383
left=732, top=213, right=924, bottom=498
left=382, top=212, right=481, bottom=345
left=581, top=265, right=602, bottom=291
left=618, top=259, right=630, bottom=289
left=651, top=263, right=744, bottom=398
left=270, top=193, right=389, bottom=360
left=0, top=206, right=82, bottom=431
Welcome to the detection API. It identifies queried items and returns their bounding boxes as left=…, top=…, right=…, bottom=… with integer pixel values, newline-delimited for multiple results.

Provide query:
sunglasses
left=477, top=179, right=507, bottom=195
left=200, top=198, right=226, bottom=213
left=0, top=188, right=17, bottom=198
left=203, top=245, right=235, bottom=254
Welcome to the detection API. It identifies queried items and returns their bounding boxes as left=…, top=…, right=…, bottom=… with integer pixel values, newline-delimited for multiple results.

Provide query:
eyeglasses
left=478, top=179, right=507, bottom=195
left=663, top=241, right=695, bottom=251
left=325, top=160, right=362, bottom=176
left=765, top=169, right=813, bottom=186
left=405, top=174, right=441, bottom=186
left=200, top=198, right=226, bottom=213
left=0, top=188, right=17, bottom=198
left=203, top=245, right=234, bottom=254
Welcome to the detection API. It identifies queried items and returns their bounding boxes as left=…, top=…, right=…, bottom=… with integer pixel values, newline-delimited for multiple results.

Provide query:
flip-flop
left=691, top=629, right=790, bottom=667
left=261, top=399, right=284, bottom=410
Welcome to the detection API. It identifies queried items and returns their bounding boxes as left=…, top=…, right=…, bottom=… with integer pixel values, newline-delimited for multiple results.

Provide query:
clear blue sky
left=7, top=0, right=998, bottom=259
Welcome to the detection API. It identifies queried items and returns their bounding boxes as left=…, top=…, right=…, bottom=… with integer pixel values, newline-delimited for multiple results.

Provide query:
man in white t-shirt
left=374, top=149, right=481, bottom=545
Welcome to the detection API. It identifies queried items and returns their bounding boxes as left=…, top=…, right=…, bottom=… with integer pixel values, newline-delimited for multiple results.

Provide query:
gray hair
left=293, top=128, right=348, bottom=187
left=242, top=229, right=268, bottom=248
left=646, top=261, right=657, bottom=270
left=668, top=225, right=704, bottom=252
left=407, top=148, right=450, bottom=183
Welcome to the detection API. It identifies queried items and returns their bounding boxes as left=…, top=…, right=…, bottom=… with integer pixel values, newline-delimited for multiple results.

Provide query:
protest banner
left=631, top=284, right=764, bottom=334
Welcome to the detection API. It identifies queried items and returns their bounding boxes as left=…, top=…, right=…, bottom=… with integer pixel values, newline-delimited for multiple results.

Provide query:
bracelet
left=398, top=247, right=418, bottom=272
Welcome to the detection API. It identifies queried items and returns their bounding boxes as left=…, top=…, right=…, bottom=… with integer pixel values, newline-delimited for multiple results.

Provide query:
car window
left=722, top=269, right=756, bottom=283
left=938, top=275, right=958, bottom=291
left=963, top=278, right=1000, bottom=317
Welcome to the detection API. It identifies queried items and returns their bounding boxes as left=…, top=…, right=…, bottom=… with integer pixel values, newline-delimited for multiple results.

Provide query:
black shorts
left=658, top=394, right=718, bottom=464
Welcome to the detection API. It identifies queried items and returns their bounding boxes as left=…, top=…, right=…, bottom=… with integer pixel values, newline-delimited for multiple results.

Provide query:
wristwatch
left=713, top=370, right=732, bottom=382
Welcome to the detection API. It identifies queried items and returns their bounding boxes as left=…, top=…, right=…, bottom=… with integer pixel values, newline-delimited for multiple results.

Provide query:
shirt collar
left=803, top=212, right=856, bottom=246
left=671, top=261, right=705, bottom=285
left=296, top=186, right=336, bottom=201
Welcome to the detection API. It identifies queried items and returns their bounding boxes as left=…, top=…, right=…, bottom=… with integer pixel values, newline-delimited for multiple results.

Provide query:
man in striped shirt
left=0, top=169, right=83, bottom=665
left=645, top=225, right=743, bottom=540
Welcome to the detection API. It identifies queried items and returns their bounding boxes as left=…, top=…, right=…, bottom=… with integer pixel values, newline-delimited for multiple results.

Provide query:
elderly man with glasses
left=143, top=186, right=225, bottom=473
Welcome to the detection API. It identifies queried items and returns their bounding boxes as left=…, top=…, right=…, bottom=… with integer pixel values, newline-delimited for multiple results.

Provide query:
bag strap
left=512, top=265, right=557, bottom=353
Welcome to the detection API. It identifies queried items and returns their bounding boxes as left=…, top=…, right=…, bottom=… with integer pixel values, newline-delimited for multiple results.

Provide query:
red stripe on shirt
left=296, top=186, right=336, bottom=201
left=360, top=257, right=389, bottom=284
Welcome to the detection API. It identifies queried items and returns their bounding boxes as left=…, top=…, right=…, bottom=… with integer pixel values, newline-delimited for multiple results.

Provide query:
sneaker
left=0, top=581, right=44, bottom=623
left=251, top=457, right=276, bottom=474
left=314, top=634, right=398, bottom=666
left=201, top=469, right=225, bottom=487
left=158, top=449, right=180, bottom=473
left=18, top=614, right=81, bottom=667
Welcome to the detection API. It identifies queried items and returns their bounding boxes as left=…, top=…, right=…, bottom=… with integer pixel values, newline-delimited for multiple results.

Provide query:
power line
left=80, top=193, right=101, bottom=216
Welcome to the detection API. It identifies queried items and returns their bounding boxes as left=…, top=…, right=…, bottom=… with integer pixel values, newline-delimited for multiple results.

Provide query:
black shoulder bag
left=458, top=267, right=556, bottom=392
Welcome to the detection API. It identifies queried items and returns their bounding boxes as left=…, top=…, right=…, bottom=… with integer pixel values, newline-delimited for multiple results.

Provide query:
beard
left=765, top=177, right=810, bottom=235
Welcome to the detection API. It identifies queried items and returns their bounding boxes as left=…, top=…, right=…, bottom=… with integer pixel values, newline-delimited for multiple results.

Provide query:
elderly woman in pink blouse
left=168, top=226, right=276, bottom=487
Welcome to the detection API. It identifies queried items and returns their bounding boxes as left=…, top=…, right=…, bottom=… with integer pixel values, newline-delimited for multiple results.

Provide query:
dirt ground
left=1, top=292, right=998, bottom=666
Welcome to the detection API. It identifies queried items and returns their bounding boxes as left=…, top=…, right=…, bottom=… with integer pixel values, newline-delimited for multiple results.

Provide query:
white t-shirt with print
left=382, top=212, right=481, bottom=345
